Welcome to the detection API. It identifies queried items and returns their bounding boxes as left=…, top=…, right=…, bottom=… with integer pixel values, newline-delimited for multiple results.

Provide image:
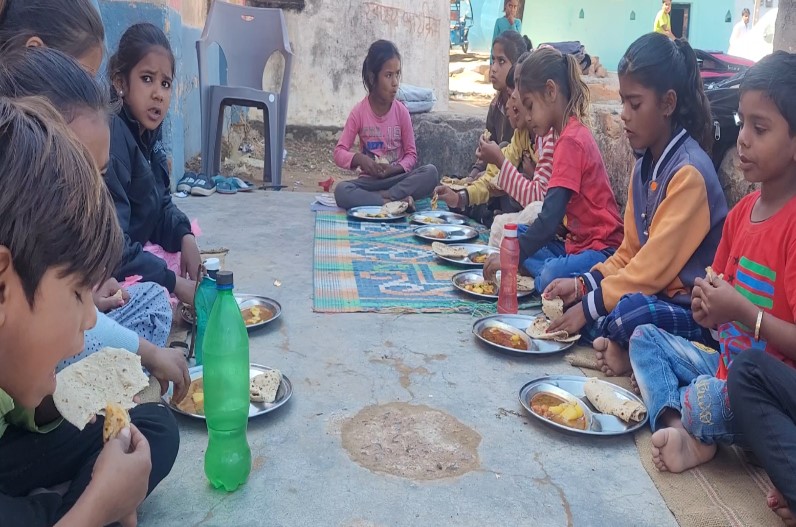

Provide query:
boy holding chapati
left=0, top=97, right=178, bottom=526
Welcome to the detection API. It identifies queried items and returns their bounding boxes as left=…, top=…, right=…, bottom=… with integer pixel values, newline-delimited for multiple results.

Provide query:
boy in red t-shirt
left=626, top=53, right=796, bottom=520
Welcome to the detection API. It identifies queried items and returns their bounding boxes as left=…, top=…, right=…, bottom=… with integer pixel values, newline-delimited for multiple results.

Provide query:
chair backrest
left=200, top=1, right=293, bottom=90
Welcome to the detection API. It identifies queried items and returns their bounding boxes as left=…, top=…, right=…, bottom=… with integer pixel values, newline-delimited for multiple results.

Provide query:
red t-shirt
left=713, top=191, right=796, bottom=380
left=548, top=117, right=624, bottom=253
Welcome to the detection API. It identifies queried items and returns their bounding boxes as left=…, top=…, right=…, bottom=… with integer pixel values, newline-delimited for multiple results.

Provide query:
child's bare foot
left=768, top=488, right=796, bottom=526
left=630, top=373, right=640, bottom=395
left=594, top=337, right=632, bottom=376
left=650, top=427, right=717, bottom=473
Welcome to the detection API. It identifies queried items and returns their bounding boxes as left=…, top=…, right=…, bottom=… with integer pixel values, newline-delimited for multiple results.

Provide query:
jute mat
left=565, top=346, right=780, bottom=527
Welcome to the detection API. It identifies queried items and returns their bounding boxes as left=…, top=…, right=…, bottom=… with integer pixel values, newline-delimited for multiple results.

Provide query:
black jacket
left=105, top=110, right=191, bottom=292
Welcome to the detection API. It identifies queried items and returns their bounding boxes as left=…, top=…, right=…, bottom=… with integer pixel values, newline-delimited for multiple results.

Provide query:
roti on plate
left=517, top=276, right=535, bottom=292
left=250, top=370, right=282, bottom=403
left=583, top=378, right=647, bottom=423
left=103, top=402, right=131, bottom=442
left=542, top=297, right=564, bottom=321
left=54, top=348, right=149, bottom=430
left=525, top=316, right=580, bottom=343
left=431, top=242, right=468, bottom=258
left=381, top=201, right=409, bottom=216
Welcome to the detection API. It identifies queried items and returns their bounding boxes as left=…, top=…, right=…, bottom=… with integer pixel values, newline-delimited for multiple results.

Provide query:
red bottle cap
left=505, top=224, right=518, bottom=230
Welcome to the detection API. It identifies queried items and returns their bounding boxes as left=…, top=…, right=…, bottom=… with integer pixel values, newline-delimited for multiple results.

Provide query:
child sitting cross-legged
left=628, top=52, right=796, bottom=482
left=483, top=47, right=624, bottom=293
left=333, top=40, right=439, bottom=210
left=543, top=33, right=728, bottom=373
left=0, top=96, right=178, bottom=526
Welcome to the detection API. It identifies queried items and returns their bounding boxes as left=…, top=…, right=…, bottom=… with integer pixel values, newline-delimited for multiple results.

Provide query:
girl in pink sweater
left=333, top=40, right=439, bottom=210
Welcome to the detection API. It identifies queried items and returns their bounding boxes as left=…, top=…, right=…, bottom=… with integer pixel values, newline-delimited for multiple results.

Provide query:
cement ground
left=140, top=192, right=676, bottom=527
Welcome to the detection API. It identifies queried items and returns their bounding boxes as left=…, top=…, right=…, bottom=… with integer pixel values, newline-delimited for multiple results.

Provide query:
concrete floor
left=140, top=192, right=676, bottom=527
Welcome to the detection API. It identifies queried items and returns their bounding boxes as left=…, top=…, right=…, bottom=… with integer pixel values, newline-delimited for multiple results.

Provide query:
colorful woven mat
left=313, top=207, right=540, bottom=314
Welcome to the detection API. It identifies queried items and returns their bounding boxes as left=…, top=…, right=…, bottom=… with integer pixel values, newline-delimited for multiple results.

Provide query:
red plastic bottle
left=498, top=223, right=519, bottom=314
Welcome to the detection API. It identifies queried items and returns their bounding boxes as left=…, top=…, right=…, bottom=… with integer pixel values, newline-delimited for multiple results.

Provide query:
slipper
left=229, top=177, right=255, bottom=192
left=212, top=175, right=237, bottom=195
left=190, top=174, right=217, bottom=196
left=176, top=171, right=198, bottom=193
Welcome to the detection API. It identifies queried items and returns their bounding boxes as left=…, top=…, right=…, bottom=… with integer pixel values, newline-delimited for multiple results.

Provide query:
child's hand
left=80, top=425, right=151, bottom=527
left=138, top=341, right=190, bottom=404
left=468, top=167, right=481, bottom=180
left=544, top=278, right=579, bottom=306
left=180, top=234, right=201, bottom=281
left=354, top=153, right=382, bottom=177
left=434, top=185, right=462, bottom=209
left=477, top=137, right=505, bottom=167
left=174, top=276, right=196, bottom=306
left=693, top=276, right=751, bottom=327
left=93, top=278, right=129, bottom=313
left=521, top=152, right=536, bottom=178
left=548, top=303, right=587, bottom=335
left=483, top=253, right=501, bottom=282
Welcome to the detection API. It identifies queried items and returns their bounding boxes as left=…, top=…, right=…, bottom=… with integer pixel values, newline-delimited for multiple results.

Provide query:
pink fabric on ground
left=141, top=218, right=202, bottom=306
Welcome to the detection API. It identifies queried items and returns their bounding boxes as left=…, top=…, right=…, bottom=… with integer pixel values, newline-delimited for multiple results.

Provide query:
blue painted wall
left=520, top=0, right=735, bottom=71
left=466, top=0, right=507, bottom=54
left=92, top=1, right=207, bottom=185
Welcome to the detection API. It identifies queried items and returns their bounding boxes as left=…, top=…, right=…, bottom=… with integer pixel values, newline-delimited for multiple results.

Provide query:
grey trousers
left=334, top=164, right=440, bottom=209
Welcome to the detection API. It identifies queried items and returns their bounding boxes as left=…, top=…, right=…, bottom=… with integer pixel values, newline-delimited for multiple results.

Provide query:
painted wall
left=467, top=0, right=505, bottom=53
left=520, top=0, right=737, bottom=72
left=93, top=0, right=448, bottom=180
left=279, top=0, right=449, bottom=127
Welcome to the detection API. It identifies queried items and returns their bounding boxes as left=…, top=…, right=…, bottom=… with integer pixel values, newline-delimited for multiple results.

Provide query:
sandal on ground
left=190, top=174, right=217, bottom=196
left=212, top=175, right=237, bottom=195
left=176, top=171, right=198, bottom=193
left=229, top=177, right=255, bottom=192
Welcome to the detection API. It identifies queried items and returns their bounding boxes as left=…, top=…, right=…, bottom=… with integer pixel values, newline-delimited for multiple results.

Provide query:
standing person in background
left=729, top=8, right=752, bottom=49
left=654, top=0, right=675, bottom=40
left=493, top=0, right=522, bottom=44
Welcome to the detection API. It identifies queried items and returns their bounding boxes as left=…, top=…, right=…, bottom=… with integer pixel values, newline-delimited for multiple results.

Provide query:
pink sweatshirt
left=334, top=97, right=417, bottom=177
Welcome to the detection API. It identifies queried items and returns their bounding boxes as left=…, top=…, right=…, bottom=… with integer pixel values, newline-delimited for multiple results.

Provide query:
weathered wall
left=94, top=0, right=448, bottom=180
left=280, top=0, right=449, bottom=127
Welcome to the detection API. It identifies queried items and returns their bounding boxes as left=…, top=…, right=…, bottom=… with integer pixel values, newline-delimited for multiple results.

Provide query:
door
left=671, top=3, right=691, bottom=40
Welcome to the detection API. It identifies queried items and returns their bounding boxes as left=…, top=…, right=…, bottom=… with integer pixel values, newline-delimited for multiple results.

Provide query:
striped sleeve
left=495, top=131, right=555, bottom=207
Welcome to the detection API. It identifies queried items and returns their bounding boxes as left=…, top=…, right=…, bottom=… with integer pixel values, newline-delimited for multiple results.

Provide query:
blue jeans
left=517, top=229, right=612, bottom=292
left=629, top=324, right=737, bottom=445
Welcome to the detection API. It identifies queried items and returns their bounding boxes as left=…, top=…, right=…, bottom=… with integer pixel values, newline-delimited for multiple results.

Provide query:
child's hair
left=0, top=96, right=122, bottom=305
left=618, top=33, right=713, bottom=151
left=0, top=0, right=104, bottom=59
left=742, top=7, right=751, bottom=16
left=361, top=39, right=401, bottom=93
left=740, top=51, right=796, bottom=134
left=108, top=22, right=175, bottom=87
left=518, top=47, right=590, bottom=126
left=493, top=30, right=529, bottom=65
left=0, top=47, right=111, bottom=123
left=506, top=64, right=517, bottom=91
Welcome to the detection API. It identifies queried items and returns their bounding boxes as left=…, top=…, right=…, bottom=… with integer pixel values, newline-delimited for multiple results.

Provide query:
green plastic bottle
left=193, top=257, right=220, bottom=366
left=202, top=270, right=251, bottom=492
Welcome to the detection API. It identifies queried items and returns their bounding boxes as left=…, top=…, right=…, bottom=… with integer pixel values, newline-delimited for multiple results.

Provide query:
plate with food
left=180, top=295, right=281, bottom=332
left=472, top=313, right=575, bottom=355
left=165, top=364, right=293, bottom=420
left=347, top=202, right=409, bottom=222
left=519, top=375, right=648, bottom=436
left=414, top=225, right=479, bottom=243
left=432, top=243, right=498, bottom=267
left=451, top=270, right=535, bottom=300
left=409, top=211, right=469, bottom=226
